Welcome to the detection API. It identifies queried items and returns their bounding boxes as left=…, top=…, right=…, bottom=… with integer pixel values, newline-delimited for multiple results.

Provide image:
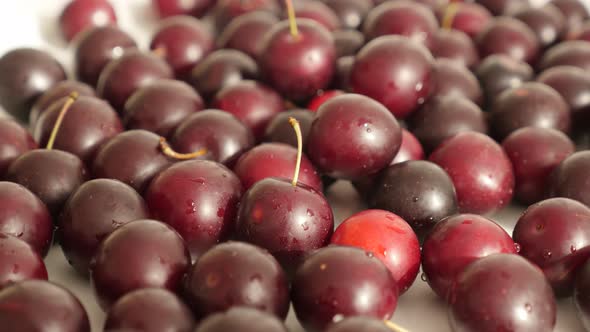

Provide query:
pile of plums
left=2, top=0, right=590, bottom=331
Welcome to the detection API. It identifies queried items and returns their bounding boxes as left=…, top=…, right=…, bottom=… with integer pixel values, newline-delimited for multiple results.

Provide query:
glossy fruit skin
left=104, top=288, right=195, bottom=332
left=97, top=51, right=173, bottom=112
left=325, top=316, right=393, bottom=332
left=236, top=178, right=334, bottom=274
left=194, top=307, right=288, bottom=332
left=370, top=161, right=458, bottom=239
left=392, top=129, right=424, bottom=164
left=74, top=26, right=137, bottom=86
left=429, top=132, right=515, bottom=214
left=7, top=149, right=88, bottom=217
left=0, top=48, right=66, bottom=122
left=475, top=55, right=534, bottom=106
left=0, top=280, right=90, bottom=332
left=436, top=3, right=492, bottom=39
left=539, top=41, right=590, bottom=72
left=212, top=80, right=283, bottom=141
left=234, top=142, right=321, bottom=191
left=190, top=49, right=259, bottom=100
left=364, top=1, right=438, bottom=49
left=502, top=127, right=575, bottom=205
left=515, top=4, right=565, bottom=48
left=331, top=210, right=421, bottom=294
left=350, top=35, right=433, bottom=119
left=258, top=19, right=336, bottom=101
left=153, top=0, right=214, bottom=18
left=307, top=94, right=402, bottom=180
left=476, top=0, right=528, bottom=16
left=59, top=0, right=117, bottom=42
left=212, top=0, right=281, bottom=31
left=59, top=179, right=149, bottom=276
left=0, top=120, right=37, bottom=178
left=171, top=110, right=255, bottom=166
left=513, top=198, right=590, bottom=297
left=92, top=130, right=173, bottom=193
left=264, top=109, right=314, bottom=148
left=335, top=55, right=354, bottom=91
left=185, top=241, right=290, bottom=319
left=324, top=0, right=372, bottom=30
left=146, top=160, right=242, bottom=262
left=0, top=182, right=52, bottom=256
left=431, top=29, right=479, bottom=69
left=431, top=59, right=482, bottom=105
left=30, top=80, right=96, bottom=128
left=490, top=82, right=570, bottom=140
left=422, top=214, right=516, bottom=300
left=553, top=0, right=589, bottom=34
left=0, top=233, right=48, bottom=289
left=150, top=16, right=214, bottom=79
left=333, top=30, right=365, bottom=58
left=537, top=65, right=590, bottom=132
left=291, top=246, right=397, bottom=332
left=550, top=151, right=590, bottom=212
left=34, top=96, right=123, bottom=163
left=476, top=17, right=539, bottom=65
left=217, top=11, right=279, bottom=59
left=408, top=96, right=487, bottom=153
left=449, top=254, right=556, bottom=332
left=575, top=259, right=590, bottom=330
left=123, top=79, right=204, bottom=137
left=292, top=1, right=341, bottom=31
left=90, top=219, right=191, bottom=309
left=307, top=90, right=344, bottom=112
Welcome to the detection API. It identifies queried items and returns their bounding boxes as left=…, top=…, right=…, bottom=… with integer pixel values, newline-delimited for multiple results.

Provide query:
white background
left=0, top=0, right=587, bottom=331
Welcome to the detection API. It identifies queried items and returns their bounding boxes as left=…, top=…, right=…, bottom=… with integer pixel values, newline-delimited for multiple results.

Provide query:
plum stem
left=159, top=137, right=207, bottom=160
left=385, top=320, right=411, bottom=332
left=46, top=91, right=79, bottom=150
left=442, top=3, right=459, bottom=30
left=285, top=0, right=299, bottom=39
left=289, top=117, right=302, bottom=186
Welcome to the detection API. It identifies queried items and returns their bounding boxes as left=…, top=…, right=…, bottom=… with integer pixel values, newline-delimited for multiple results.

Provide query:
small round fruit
left=0, top=234, right=48, bottom=289
left=194, top=307, right=287, bottom=332
left=430, top=59, right=482, bottom=105
left=475, top=54, right=534, bottom=106
left=436, top=2, right=492, bottom=39
left=513, top=197, right=590, bottom=296
left=391, top=129, right=424, bottom=164
left=429, top=132, right=514, bottom=214
left=0, top=119, right=37, bottom=177
left=330, top=209, right=421, bottom=294
left=185, top=241, right=289, bottom=319
left=431, top=29, right=479, bottom=69
left=549, top=151, right=590, bottom=206
left=476, top=17, right=539, bottom=65
left=502, top=127, right=575, bottom=205
left=90, top=219, right=190, bottom=309
left=350, top=35, right=433, bottom=119
left=59, top=179, right=149, bottom=276
left=291, top=246, right=398, bottom=331
left=104, top=288, right=195, bottom=332
left=264, top=109, right=314, bottom=148
left=539, top=41, right=590, bottom=72
left=59, top=0, right=117, bottom=42
left=306, top=94, right=402, bottom=180
left=370, top=161, right=458, bottom=238
left=217, top=11, right=279, bottom=58
left=0, top=280, right=89, bottom=332
left=448, top=254, right=556, bottom=332
left=514, top=4, right=565, bottom=48
left=422, top=214, right=516, bottom=300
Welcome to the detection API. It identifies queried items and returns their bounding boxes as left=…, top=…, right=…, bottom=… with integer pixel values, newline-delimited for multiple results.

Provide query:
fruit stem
left=289, top=117, right=303, bottom=187
left=285, top=0, right=299, bottom=39
left=46, top=92, right=79, bottom=150
left=159, top=137, right=207, bottom=160
left=385, top=321, right=411, bottom=332
left=442, top=3, right=459, bottom=30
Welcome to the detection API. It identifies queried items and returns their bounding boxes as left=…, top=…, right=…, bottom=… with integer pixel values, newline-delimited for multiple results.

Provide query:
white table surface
left=0, top=0, right=588, bottom=331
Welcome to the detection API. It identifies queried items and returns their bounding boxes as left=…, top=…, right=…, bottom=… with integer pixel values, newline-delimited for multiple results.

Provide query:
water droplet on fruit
left=571, top=245, right=577, bottom=253
left=417, top=97, right=425, bottom=104
left=536, top=224, right=544, bottom=231
left=542, top=250, right=552, bottom=259
left=250, top=274, right=262, bottom=282
left=306, top=209, right=314, bottom=217
left=332, top=314, right=344, bottom=323
left=514, top=243, right=521, bottom=253
left=412, top=197, right=419, bottom=202
left=421, top=273, right=427, bottom=282
left=320, top=263, right=327, bottom=271
left=190, top=178, right=205, bottom=184
left=366, top=252, right=374, bottom=258
left=415, top=82, right=423, bottom=91
left=525, top=303, right=532, bottom=312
